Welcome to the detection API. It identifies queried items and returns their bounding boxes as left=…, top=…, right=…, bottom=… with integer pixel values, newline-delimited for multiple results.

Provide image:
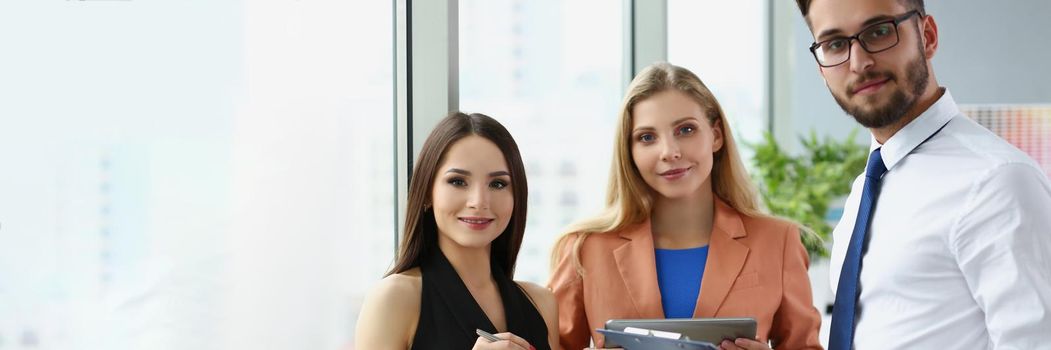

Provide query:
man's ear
left=921, top=14, right=939, bottom=59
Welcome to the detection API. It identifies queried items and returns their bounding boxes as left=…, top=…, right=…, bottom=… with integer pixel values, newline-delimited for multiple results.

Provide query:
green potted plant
left=750, top=129, right=868, bottom=259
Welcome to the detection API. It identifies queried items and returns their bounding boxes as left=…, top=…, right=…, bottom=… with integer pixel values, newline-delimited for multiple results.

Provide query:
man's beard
left=832, top=51, right=930, bottom=129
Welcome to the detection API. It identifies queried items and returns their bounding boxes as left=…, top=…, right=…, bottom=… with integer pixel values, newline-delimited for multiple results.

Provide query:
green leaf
left=750, top=129, right=867, bottom=259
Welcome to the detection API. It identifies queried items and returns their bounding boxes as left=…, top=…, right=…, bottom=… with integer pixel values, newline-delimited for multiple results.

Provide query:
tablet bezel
left=603, top=317, right=757, bottom=345
left=597, top=329, right=718, bottom=350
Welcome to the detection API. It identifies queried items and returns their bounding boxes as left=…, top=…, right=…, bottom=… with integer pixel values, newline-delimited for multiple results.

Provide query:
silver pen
left=476, top=328, right=501, bottom=342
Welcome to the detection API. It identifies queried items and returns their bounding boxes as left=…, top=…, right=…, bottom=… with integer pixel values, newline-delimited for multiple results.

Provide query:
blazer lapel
left=694, top=199, right=749, bottom=318
left=613, top=220, right=666, bottom=319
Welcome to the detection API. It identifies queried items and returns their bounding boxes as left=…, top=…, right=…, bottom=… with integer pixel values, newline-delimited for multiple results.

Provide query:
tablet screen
left=604, top=317, right=757, bottom=345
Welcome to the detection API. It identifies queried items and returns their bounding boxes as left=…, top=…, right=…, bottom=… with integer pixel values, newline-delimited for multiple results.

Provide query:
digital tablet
left=597, top=329, right=717, bottom=350
left=604, top=317, right=757, bottom=345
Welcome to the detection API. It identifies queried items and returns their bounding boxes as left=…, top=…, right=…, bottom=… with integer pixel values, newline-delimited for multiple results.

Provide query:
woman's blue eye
left=678, top=125, right=695, bottom=135
left=638, top=134, right=655, bottom=143
left=489, top=180, right=508, bottom=190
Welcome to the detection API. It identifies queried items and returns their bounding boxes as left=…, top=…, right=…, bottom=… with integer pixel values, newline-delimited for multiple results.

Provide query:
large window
left=0, top=1, right=393, bottom=349
left=458, top=0, right=624, bottom=283
left=668, top=0, right=768, bottom=153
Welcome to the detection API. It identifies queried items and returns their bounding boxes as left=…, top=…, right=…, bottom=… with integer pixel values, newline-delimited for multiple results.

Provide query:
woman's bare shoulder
left=354, top=268, right=423, bottom=349
left=515, top=280, right=553, bottom=301
left=515, top=281, right=556, bottom=316
left=515, top=280, right=561, bottom=350
left=372, top=268, right=422, bottom=305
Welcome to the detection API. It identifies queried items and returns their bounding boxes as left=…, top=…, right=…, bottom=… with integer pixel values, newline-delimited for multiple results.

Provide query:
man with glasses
left=794, top=0, right=1051, bottom=349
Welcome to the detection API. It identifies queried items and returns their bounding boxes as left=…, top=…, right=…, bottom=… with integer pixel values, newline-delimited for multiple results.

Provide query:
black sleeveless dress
left=411, top=248, right=550, bottom=350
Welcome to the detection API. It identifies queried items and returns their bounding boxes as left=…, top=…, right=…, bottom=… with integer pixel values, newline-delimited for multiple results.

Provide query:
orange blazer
left=548, top=199, right=822, bottom=349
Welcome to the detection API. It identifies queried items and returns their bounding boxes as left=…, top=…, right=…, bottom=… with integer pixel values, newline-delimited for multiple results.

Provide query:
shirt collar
left=870, top=88, right=958, bottom=171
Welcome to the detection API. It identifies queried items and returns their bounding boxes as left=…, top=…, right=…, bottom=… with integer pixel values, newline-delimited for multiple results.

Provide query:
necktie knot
left=866, top=148, right=887, bottom=179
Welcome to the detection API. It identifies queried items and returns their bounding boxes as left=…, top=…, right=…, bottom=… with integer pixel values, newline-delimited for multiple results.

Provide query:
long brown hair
left=388, top=112, right=529, bottom=279
left=551, top=62, right=768, bottom=273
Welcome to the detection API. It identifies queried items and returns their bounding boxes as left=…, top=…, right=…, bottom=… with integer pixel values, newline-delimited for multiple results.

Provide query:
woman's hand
left=719, top=338, right=771, bottom=350
left=472, top=332, right=535, bottom=350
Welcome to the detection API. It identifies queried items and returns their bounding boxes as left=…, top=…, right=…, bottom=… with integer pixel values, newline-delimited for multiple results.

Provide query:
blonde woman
left=548, top=63, right=822, bottom=350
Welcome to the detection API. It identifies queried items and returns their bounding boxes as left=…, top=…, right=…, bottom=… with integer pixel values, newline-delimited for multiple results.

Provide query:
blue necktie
left=829, top=148, right=887, bottom=350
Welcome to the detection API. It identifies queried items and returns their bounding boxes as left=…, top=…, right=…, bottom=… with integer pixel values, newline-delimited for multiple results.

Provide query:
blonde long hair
left=551, top=62, right=769, bottom=274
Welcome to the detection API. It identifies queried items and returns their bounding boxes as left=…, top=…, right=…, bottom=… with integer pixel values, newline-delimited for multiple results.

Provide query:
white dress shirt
left=830, top=89, right=1051, bottom=349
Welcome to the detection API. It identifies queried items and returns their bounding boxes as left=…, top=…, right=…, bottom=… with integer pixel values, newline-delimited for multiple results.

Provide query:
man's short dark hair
left=795, top=0, right=926, bottom=18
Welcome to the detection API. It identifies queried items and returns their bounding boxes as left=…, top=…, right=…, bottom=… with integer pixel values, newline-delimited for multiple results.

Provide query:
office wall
left=927, top=0, right=1051, bottom=104
left=786, top=0, right=1051, bottom=144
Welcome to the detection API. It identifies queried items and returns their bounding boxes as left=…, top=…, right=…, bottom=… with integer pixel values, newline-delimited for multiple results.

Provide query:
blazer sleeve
left=769, top=224, right=824, bottom=350
left=548, top=234, right=592, bottom=350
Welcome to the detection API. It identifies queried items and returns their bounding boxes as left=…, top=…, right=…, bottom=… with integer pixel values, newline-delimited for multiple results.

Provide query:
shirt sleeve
left=547, top=234, right=592, bottom=350
left=950, top=162, right=1051, bottom=348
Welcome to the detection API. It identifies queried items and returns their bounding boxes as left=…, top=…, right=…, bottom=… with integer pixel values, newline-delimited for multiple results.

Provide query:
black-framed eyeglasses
left=809, top=10, right=923, bottom=67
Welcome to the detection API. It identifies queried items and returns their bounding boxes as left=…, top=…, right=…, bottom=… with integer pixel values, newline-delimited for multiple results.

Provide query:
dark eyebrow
left=632, top=116, right=701, bottom=134
left=446, top=168, right=511, bottom=178
left=861, top=14, right=896, bottom=28
left=446, top=168, right=471, bottom=176
left=816, top=14, right=896, bottom=41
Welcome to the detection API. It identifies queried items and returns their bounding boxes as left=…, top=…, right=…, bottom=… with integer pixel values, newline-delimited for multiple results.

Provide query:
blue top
left=654, top=245, right=709, bottom=318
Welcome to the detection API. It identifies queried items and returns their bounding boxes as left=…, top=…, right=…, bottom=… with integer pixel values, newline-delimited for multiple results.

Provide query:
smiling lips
left=659, top=167, right=690, bottom=181
left=852, top=77, right=891, bottom=95
left=459, top=216, right=494, bottom=230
